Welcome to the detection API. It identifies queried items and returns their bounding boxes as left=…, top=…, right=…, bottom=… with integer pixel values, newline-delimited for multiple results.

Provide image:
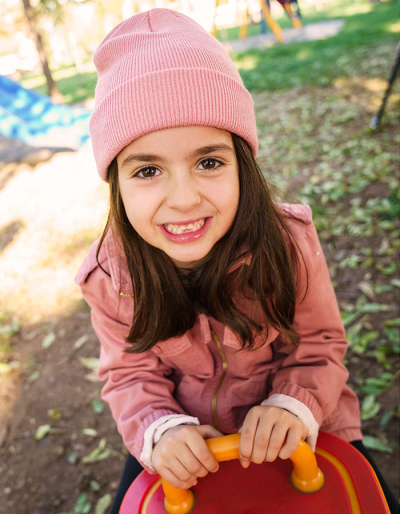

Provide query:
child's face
left=117, top=126, right=240, bottom=268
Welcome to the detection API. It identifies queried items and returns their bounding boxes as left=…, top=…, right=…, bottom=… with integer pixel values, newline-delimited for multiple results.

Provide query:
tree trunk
left=21, top=0, right=64, bottom=102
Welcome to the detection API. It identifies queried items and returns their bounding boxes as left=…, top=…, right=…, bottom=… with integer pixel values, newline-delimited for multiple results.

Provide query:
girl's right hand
left=151, top=424, right=223, bottom=488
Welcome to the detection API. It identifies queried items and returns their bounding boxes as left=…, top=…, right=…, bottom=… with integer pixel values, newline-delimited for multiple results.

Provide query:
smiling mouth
left=164, top=218, right=206, bottom=235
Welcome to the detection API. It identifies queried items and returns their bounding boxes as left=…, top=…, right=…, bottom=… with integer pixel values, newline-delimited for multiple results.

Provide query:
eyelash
left=133, top=158, right=224, bottom=180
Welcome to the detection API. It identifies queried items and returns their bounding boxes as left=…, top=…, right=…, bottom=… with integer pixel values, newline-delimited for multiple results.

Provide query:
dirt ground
left=0, top=80, right=399, bottom=514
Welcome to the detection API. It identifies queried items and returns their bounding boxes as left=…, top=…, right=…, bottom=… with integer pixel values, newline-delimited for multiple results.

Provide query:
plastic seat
left=120, top=431, right=389, bottom=514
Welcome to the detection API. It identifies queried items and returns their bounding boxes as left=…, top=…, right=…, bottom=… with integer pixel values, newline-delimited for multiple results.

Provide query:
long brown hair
left=97, top=133, right=306, bottom=353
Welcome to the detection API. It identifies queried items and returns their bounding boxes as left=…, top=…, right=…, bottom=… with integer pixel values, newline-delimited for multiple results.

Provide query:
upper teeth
left=165, top=219, right=206, bottom=234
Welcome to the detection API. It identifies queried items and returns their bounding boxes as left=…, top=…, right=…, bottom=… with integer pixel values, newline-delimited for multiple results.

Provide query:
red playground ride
left=119, top=431, right=389, bottom=514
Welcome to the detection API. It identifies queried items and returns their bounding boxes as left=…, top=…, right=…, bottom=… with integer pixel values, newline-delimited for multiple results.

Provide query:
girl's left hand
left=239, top=405, right=308, bottom=468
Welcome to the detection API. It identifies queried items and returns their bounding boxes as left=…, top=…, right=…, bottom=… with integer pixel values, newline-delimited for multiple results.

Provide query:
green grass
left=232, top=0, right=399, bottom=90
left=19, top=0, right=399, bottom=102
left=20, top=61, right=97, bottom=105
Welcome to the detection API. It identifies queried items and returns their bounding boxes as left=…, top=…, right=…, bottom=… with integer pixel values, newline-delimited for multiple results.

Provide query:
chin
left=169, top=251, right=210, bottom=269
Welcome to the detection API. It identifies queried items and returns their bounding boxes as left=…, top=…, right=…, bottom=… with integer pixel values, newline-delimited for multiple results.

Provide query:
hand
left=239, top=405, right=308, bottom=468
left=152, top=424, right=223, bottom=488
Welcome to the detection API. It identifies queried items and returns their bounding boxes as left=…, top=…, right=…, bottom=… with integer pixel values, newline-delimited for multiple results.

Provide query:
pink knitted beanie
left=90, top=8, right=258, bottom=182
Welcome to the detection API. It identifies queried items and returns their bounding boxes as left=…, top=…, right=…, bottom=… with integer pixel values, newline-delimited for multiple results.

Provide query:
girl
left=76, top=8, right=398, bottom=513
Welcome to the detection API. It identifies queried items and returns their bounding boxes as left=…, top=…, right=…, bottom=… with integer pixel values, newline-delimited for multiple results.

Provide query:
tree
left=21, top=0, right=63, bottom=102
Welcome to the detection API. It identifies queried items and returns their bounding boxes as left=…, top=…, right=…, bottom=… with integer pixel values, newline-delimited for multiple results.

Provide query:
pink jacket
left=76, top=204, right=362, bottom=470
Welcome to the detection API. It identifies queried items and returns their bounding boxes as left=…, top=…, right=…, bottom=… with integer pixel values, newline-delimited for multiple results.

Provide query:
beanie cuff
left=89, top=67, right=258, bottom=181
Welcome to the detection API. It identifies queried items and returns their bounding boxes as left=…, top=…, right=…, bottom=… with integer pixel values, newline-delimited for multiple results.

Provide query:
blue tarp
left=0, top=75, right=91, bottom=150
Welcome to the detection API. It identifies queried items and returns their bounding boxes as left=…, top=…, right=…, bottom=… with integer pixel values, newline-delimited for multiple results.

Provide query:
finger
left=251, top=420, right=273, bottom=464
left=168, top=453, right=199, bottom=483
left=278, top=426, right=303, bottom=460
left=187, top=432, right=219, bottom=476
left=196, top=425, right=224, bottom=439
left=177, top=445, right=211, bottom=478
left=158, top=462, right=197, bottom=489
left=265, top=423, right=287, bottom=462
left=239, top=410, right=260, bottom=465
left=238, top=425, right=245, bottom=465
left=193, top=426, right=221, bottom=472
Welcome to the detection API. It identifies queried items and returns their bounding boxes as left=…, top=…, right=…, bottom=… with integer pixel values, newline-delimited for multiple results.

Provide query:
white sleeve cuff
left=261, top=394, right=319, bottom=451
left=139, top=414, right=200, bottom=471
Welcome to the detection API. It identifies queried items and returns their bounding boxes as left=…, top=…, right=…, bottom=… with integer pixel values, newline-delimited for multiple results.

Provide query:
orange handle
left=162, top=434, right=324, bottom=514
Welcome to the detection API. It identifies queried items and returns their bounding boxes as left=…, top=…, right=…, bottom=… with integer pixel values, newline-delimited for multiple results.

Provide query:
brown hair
left=97, top=133, right=306, bottom=353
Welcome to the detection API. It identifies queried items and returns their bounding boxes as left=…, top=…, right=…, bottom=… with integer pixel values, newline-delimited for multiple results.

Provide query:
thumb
left=196, top=425, right=224, bottom=439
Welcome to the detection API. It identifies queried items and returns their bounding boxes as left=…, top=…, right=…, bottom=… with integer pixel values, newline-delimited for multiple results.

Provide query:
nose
left=165, top=172, right=201, bottom=212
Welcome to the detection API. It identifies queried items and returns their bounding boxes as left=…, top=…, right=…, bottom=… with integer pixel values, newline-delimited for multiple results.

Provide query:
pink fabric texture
left=76, top=204, right=362, bottom=470
left=89, top=8, right=258, bottom=181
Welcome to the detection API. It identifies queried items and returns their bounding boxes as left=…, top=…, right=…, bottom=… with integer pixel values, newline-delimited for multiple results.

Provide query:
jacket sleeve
left=269, top=216, right=350, bottom=427
left=80, top=266, right=190, bottom=470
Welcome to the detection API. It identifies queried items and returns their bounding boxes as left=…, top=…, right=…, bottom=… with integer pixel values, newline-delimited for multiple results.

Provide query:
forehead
left=117, top=126, right=234, bottom=162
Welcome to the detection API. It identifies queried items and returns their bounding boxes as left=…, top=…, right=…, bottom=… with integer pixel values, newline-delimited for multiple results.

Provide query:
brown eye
left=136, top=167, right=160, bottom=179
left=202, top=159, right=216, bottom=169
left=199, top=159, right=222, bottom=170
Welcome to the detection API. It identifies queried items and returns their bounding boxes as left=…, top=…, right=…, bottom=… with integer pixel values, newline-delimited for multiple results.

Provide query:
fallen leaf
left=35, top=424, right=51, bottom=441
left=82, top=438, right=110, bottom=464
left=92, top=399, right=104, bottom=414
left=28, top=371, right=40, bottom=383
left=380, top=411, right=393, bottom=430
left=74, top=334, right=89, bottom=350
left=385, top=318, right=400, bottom=327
left=376, top=262, right=397, bottom=275
left=361, top=302, right=390, bottom=313
left=42, top=332, right=56, bottom=349
left=90, top=480, right=100, bottom=491
left=67, top=450, right=78, bottom=465
left=79, top=357, right=99, bottom=373
left=357, top=281, right=375, bottom=299
left=84, top=372, right=101, bottom=383
left=48, top=409, right=61, bottom=421
left=373, top=284, right=393, bottom=293
left=362, top=435, right=392, bottom=453
left=72, top=492, right=91, bottom=514
left=82, top=449, right=110, bottom=464
left=83, top=428, right=98, bottom=437
left=361, top=395, right=381, bottom=421
left=94, top=494, right=112, bottom=514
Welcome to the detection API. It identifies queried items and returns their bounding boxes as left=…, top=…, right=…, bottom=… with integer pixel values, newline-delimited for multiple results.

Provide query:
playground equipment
left=0, top=74, right=91, bottom=150
left=119, top=431, right=389, bottom=514
left=259, top=0, right=302, bottom=43
left=211, top=0, right=302, bottom=44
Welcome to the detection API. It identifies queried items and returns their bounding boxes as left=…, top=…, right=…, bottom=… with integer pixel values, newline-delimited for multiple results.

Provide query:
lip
left=159, top=217, right=212, bottom=243
left=162, top=217, right=207, bottom=226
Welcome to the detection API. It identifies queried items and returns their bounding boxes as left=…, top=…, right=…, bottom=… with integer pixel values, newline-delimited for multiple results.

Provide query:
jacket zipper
left=210, top=328, right=228, bottom=433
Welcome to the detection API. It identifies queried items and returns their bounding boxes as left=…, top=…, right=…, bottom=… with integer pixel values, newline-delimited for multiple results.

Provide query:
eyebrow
left=120, top=143, right=234, bottom=170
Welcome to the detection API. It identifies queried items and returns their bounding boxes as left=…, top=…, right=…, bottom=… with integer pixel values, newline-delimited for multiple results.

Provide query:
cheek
left=120, top=189, right=156, bottom=234
left=219, top=177, right=240, bottom=222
